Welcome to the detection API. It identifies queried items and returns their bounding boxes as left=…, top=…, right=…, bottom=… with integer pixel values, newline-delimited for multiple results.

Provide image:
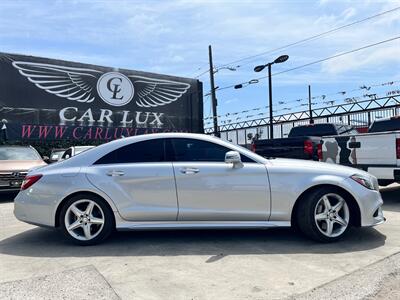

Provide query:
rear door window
left=94, top=139, right=165, bottom=164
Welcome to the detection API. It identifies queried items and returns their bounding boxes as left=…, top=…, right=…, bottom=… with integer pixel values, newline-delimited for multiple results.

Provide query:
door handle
left=106, top=170, right=125, bottom=177
left=180, top=167, right=199, bottom=174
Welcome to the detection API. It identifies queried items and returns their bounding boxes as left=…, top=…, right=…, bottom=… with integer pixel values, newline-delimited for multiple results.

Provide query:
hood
left=267, top=158, right=372, bottom=178
left=0, top=160, right=47, bottom=172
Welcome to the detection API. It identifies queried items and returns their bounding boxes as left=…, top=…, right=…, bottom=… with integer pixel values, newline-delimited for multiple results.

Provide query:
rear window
left=288, top=124, right=357, bottom=137
left=288, top=124, right=337, bottom=137
left=369, top=118, right=400, bottom=133
left=0, top=147, right=41, bottom=160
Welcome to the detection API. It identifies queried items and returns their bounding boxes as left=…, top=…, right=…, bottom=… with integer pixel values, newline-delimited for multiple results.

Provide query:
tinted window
left=288, top=124, right=337, bottom=137
left=0, top=147, right=41, bottom=160
left=336, top=125, right=358, bottom=135
left=369, top=118, right=400, bottom=133
left=169, top=138, right=255, bottom=163
left=95, top=139, right=165, bottom=164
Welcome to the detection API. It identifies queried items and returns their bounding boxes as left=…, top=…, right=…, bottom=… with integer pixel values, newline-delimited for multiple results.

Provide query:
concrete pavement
left=0, top=184, right=399, bottom=299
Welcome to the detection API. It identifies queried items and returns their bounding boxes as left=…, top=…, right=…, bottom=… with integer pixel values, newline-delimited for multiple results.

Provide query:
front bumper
left=360, top=193, right=385, bottom=227
left=0, top=171, right=27, bottom=191
left=343, top=178, right=385, bottom=227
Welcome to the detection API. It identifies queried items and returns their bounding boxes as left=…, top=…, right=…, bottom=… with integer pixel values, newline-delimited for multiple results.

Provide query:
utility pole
left=208, top=45, right=220, bottom=137
left=308, top=85, right=314, bottom=124
left=268, top=64, right=274, bottom=139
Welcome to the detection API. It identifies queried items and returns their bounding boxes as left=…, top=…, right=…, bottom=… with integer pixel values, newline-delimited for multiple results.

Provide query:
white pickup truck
left=321, top=117, right=400, bottom=186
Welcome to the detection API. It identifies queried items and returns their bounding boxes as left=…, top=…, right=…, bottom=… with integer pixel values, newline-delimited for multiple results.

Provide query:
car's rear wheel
left=297, top=188, right=350, bottom=242
left=59, top=194, right=114, bottom=245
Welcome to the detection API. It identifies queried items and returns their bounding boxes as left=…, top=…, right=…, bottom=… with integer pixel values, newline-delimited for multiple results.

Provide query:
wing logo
left=12, top=61, right=191, bottom=108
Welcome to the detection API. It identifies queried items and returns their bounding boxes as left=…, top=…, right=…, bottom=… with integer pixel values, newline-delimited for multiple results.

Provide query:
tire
left=296, top=187, right=351, bottom=242
left=59, top=194, right=114, bottom=245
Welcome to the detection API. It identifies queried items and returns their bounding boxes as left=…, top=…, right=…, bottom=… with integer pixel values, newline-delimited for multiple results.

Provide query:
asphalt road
left=1, top=184, right=400, bottom=299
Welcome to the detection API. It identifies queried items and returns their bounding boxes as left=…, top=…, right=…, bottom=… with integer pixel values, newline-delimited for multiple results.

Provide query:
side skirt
left=114, top=215, right=291, bottom=231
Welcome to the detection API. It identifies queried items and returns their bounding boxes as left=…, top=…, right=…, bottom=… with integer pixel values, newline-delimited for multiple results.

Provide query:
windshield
left=75, top=146, right=95, bottom=155
left=50, top=150, right=65, bottom=160
left=0, top=147, right=41, bottom=160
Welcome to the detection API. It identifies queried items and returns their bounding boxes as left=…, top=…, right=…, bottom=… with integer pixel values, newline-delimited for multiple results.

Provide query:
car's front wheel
left=59, top=194, right=114, bottom=245
left=297, top=188, right=351, bottom=242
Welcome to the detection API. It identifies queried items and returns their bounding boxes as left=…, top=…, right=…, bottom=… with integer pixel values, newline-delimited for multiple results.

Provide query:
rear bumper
left=14, top=190, right=56, bottom=227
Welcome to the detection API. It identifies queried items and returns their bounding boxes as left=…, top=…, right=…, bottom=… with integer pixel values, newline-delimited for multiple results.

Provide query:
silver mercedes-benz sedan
left=14, top=133, right=385, bottom=245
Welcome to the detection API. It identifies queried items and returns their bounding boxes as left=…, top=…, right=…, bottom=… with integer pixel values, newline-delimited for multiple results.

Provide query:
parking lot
left=0, top=184, right=399, bottom=299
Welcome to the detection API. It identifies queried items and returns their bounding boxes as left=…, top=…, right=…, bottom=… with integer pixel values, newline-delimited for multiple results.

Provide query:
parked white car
left=14, top=133, right=385, bottom=245
left=321, top=117, right=400, bottom=186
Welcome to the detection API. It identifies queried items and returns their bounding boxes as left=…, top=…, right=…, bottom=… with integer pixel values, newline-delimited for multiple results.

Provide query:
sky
left=0, top=0, right=399, bottom=129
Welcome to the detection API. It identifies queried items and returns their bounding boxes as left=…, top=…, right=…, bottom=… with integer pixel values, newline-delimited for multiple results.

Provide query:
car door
left=169, top=138, right=270, bottom=221
left=86, top=138, right=178, bottom=221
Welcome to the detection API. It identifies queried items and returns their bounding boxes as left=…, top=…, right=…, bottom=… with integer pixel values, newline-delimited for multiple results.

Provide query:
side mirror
left=43, top=156, right=50, bottom=162
left=225, top=151, right=242, bottom=165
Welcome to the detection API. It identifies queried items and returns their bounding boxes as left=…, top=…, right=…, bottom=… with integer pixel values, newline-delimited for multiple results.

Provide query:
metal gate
left=204, top=95, right=400, bottom=145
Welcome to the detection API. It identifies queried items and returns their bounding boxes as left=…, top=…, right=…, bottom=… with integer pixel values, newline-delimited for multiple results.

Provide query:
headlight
left=350, top=174, right=375, bottom=190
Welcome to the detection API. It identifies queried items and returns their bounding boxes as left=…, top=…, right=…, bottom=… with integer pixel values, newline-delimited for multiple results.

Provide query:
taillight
left=304, top=139, right=313, bottom=157
left=251, top=143, right=256, bottom=152
left=317, top=143, right=323, bottom=161
left=21, top=174, right=42, bottom=190
left=396, top=138, right=400, bottom=159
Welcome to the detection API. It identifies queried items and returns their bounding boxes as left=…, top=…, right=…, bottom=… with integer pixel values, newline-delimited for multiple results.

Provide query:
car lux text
left=20, top=107, right=183, bottom=140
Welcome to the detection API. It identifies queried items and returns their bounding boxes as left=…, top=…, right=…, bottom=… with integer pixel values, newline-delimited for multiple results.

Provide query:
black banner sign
left=0, top=52, right=203, bottom=142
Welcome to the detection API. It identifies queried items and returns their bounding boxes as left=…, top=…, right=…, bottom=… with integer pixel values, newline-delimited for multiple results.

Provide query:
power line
left=192, top=6, right=400, bottom=79
left=194, top=68, right=210, bottom=79
left=217, top=36, right=400, bottom=92
left=216, top=6, right=400, bottom=70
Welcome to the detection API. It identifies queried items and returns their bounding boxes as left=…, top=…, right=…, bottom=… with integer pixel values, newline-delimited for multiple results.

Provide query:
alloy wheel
left=314, top=193, right=349, bottom=238
left=64, top=199, right=105, bottom=241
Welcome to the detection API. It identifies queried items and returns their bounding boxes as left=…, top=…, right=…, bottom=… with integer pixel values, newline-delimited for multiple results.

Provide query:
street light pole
left=254, top=54, right=289, bottom=140
left=267, top=63, right=273, bottom=139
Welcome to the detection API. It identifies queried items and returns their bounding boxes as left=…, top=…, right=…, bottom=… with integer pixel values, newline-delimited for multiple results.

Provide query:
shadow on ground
left=0, top=192, right=17, bottom=203
left=0, top=226, right=386, bottom=260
